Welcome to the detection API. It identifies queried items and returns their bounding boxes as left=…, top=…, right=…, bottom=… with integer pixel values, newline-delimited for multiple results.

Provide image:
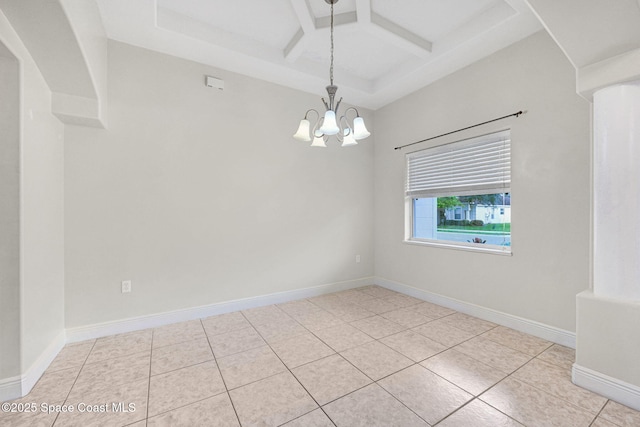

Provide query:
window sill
left=404, top=238, right=512, bottom=256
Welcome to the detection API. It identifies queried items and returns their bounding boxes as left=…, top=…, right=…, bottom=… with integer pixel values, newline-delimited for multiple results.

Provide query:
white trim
left=374, top=276, right=576, bottom=348
left=572, top=364, right=640, bottom=411
left=0, top=375, right=22, bottom=403
left=404, top=238, right=512, bottom=256
left=21, top=331, right=66, bottom=396
left=0, top=331, right=65, bottom=402
left=3, top=278, right=372, bottom=401
left=66, top=277, right=373, bottom=343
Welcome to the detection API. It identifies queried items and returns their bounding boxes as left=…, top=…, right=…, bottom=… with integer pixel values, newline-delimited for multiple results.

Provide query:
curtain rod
left=394, top=110, right=524, bottom=151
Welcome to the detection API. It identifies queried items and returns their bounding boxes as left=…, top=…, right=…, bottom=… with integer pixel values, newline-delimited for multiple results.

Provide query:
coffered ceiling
left=97, top=0, right=542, bottom=109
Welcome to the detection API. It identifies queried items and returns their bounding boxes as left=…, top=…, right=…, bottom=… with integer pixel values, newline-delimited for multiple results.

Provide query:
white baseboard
left=374, top=276, right=576, bottom=348
left=21, top=331, right=66, bottom=396
left=573, top=364, right=640, bottom=411
left=0, top=330, right=65, bottom=402
left=0, top=375, right=22, bottom=403
left=5, top=274, right=580, bottom=403
left=3, top=277, right=372, bottom=401
left=66, top=277, right=373, bottom=343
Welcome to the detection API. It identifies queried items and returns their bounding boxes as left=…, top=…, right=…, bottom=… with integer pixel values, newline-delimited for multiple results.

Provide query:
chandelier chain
left=292, top=0, right=370, bottom=146
left=330, top=1, right=334, bottom=86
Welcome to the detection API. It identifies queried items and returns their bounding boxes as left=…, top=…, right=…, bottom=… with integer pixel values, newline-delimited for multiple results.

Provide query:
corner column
left=593, top=81, right=640, bottom=300
left=574, top=80, right=640, bottom=411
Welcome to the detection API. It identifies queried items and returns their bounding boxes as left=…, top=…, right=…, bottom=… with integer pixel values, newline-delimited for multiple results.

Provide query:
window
left=405, top=130, right=511, bottom=253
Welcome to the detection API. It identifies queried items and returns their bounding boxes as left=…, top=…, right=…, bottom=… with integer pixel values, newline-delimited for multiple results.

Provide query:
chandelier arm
left=343, top=106, right=361, bottom=121
left=313, top=115, right=324, bottom=135
left=339, top=115, right=351, bottom=134
left=304, top=109, right=320, bottom=121
left=334, top=97, right=343, bottom=115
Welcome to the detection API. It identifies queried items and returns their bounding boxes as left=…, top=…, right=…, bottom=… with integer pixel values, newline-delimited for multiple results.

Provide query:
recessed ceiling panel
left=301, top=25, right=414, bottom=80
left=372, top=0, right=499, bottom=41
left=97, top=0, right=542, bottom=109
left=157, top=0, right=300, bottom=50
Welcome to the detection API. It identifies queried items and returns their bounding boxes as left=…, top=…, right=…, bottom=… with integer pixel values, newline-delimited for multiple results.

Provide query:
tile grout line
left=276, top=297, right=438, bottom=426
left=43, top=286, right=621, bottom=426
left=492, top=362, right=605, bottom=423
left=145, top=330, right=154, bottom=425
left=431, top=396, right=522, bottom=426
left=348, top=306, right=543, bottom=426
left=414, top=321, right=544, bottom=420
left=465, top=374, right=527, bottom=424
left=243, top=305, right=338, bottom=427
left=370, top=361, right=451, bottom=426
left=473, top=347, right=601, bottom=426
left=513, top=348, right=605, bottom=412
left=50, top=339, right=98, bottom=426
left=143, top=324, right=228, bottom=420
left=588, top=400, right=611, bottom=427
left=200, top=317, right=243, bottom=427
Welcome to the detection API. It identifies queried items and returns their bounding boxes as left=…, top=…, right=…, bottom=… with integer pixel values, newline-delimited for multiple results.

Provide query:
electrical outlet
left=121, top=280, right=132, bottom=293
left=356, top=255, right=361, bottom=263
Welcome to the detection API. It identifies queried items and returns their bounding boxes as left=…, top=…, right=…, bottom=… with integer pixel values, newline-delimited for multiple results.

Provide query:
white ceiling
left=96, top=0, right=542, bottom=110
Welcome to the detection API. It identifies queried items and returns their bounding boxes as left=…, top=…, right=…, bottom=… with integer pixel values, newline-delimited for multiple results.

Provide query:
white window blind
left=406, top=130, right=511, bottom=198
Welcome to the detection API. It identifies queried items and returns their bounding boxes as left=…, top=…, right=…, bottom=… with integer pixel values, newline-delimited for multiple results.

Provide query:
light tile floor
left=2, top=285, right=640, bottom=426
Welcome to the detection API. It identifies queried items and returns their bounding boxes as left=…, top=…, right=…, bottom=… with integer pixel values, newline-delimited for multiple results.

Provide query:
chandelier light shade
left=319, top=110, right=339, bottom=135
left=311, top=131, right=327, bottom=147
left=293, top=119, right=312, bottom=142
left=352, top=116, right=371, bottom=139
left=341, top=129, right=358, bottom=147
left=293, top=0, right=370, bottom=147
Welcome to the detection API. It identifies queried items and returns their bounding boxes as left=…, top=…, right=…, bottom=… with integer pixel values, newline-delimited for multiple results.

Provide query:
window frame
left=404, top=130, right=512, bottom=255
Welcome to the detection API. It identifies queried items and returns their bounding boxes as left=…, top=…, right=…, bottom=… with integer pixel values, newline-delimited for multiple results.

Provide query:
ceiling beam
left=289, top=0, right=316, bottom=33
left=355, top=0, right=431, bottom=58
left=355, top=0, right=371, bottom=23
left=371, top=13, right=432, bottom=57
left=284, top=28, right=305, bottom=62
left=284, top=0, right=317, bottom=62
left=315, top=11, right=358, bottom=28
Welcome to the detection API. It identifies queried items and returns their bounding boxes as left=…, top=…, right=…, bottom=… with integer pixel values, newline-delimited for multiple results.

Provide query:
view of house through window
left=406, top=130, right=511, bottom=252
left=413, top=193, right=511, bottom=246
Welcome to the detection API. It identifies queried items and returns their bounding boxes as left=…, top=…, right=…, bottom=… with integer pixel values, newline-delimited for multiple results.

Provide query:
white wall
left=373, top=31, right=590, bottom=332
left=64, top=41, right=374, bottom=328
left=0, top=43, right=20, bottom=382
left=0, top=8, right=65, bottom=395
left=20, top=60, right=66, bottom=373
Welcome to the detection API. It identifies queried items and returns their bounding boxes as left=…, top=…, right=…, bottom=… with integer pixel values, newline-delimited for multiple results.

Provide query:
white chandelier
left=293, top=0, right=370, bottom=147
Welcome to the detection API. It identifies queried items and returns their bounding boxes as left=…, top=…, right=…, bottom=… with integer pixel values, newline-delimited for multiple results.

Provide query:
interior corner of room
left=1, top=0, right=639, bottom=413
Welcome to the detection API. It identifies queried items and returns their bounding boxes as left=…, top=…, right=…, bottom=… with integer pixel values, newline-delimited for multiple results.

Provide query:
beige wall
left=64, top=41, right=374, bottom=328
left=20, top=59, right=65, bottom=371
left=0, top=44, right=20, bottom=380
left=373, top=31, right=591, bottom=332
left=0, top=8, right=65, bottom=383
left=1, top=18, right=593, bottom=391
